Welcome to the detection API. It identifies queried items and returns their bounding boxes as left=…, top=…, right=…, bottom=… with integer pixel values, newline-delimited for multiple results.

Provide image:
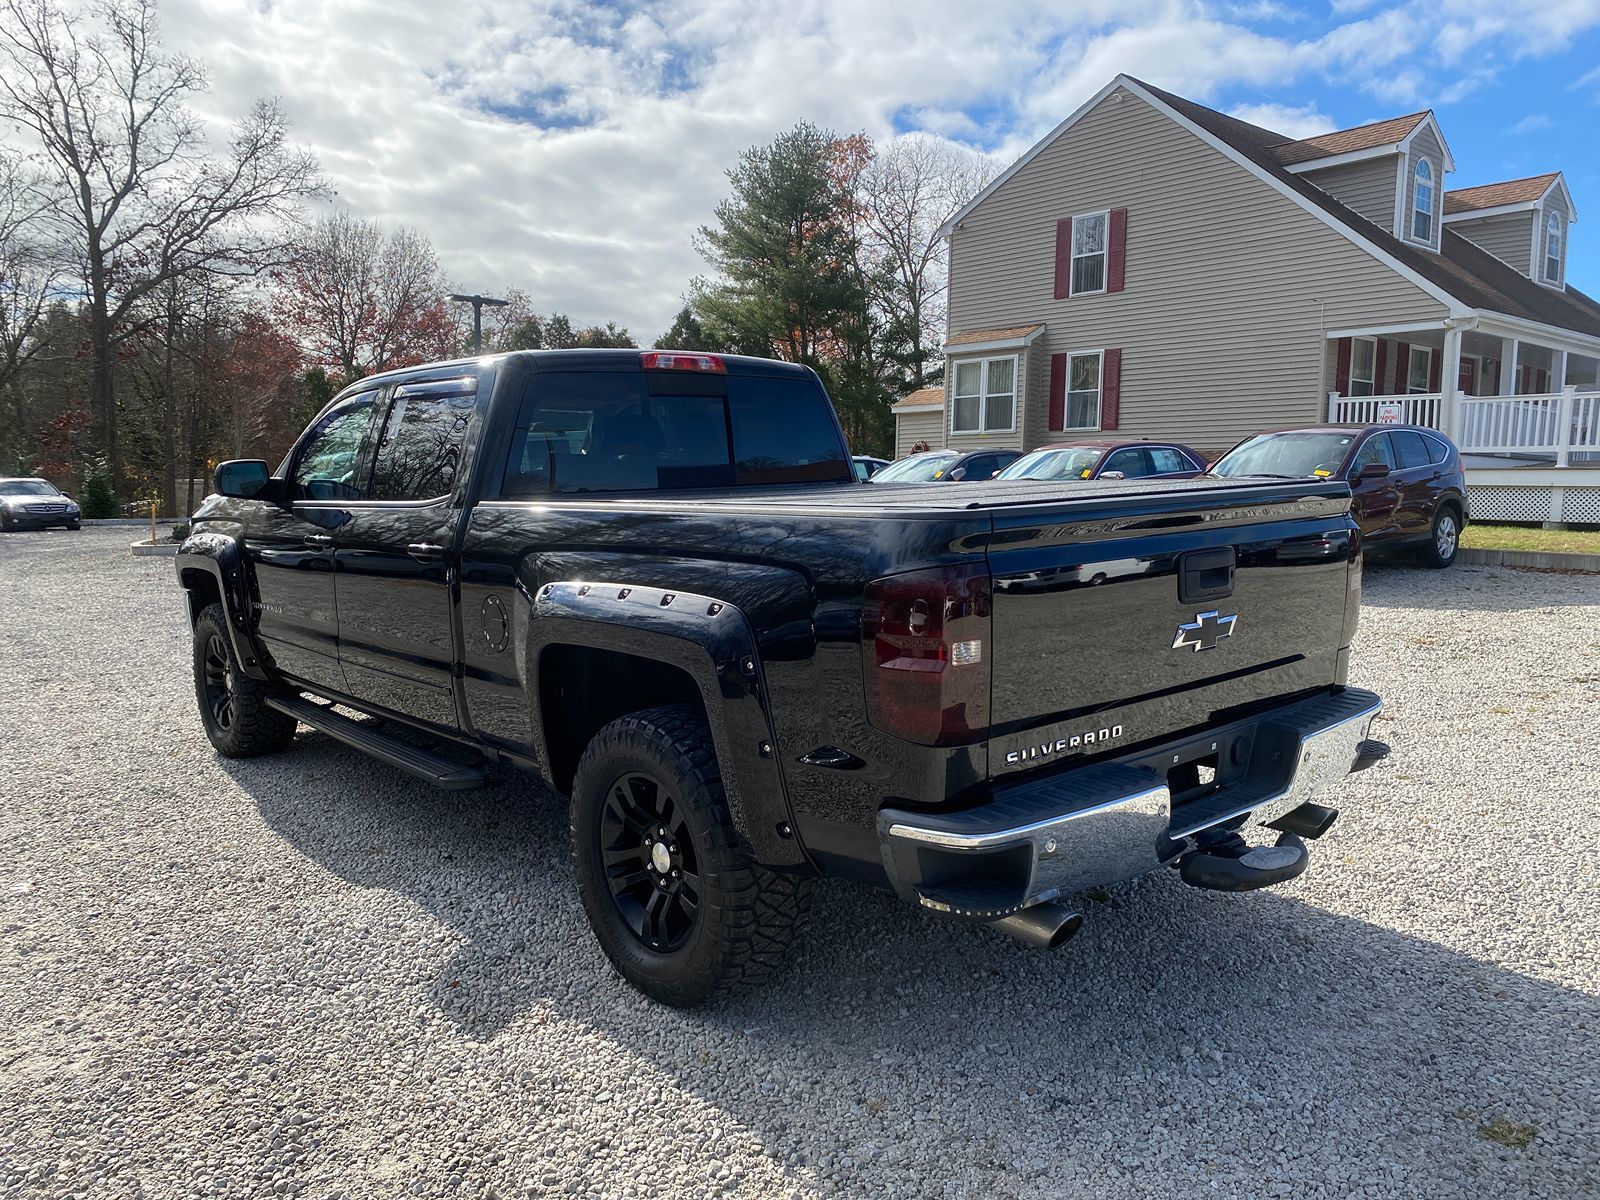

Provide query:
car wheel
left=66, top=522, right=80, bottom=530
left=571, top=704, right=811, bottom=1007
left=1422, top=505, right=1461, bottom=569
left=192, top=603, right=297, bottom=757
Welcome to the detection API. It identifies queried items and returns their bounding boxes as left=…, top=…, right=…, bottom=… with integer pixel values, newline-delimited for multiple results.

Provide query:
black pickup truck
left=177, top=349, right=1386, bottom=1006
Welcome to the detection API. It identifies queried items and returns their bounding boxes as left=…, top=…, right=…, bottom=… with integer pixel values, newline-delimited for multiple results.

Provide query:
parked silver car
left=0, top=478, right=81, bottom=531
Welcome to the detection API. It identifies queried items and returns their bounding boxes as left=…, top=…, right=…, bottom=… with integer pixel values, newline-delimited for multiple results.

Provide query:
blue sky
left=161, top=0, right=1600, bottom=340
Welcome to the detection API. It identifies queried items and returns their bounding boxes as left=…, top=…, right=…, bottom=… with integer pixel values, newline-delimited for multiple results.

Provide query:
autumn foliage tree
left=273, top=210, right=458, bottom=385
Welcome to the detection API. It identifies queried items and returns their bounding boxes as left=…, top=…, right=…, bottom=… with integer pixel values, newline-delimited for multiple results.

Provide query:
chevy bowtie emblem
left=1173, top=610, right=1238, bottom=652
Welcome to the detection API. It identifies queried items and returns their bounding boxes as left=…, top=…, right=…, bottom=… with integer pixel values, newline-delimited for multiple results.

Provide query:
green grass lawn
left=1461, top=522, right=1600, bottom=555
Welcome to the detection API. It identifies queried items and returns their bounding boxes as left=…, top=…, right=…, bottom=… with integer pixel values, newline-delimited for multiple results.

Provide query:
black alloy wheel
left=600, top=771, right=703, bottom=952
left=202, top=632, right=235, bottom=732
left=190, top=602, right=296, bottom=757
left=569, top=704, right=812, bottom=1006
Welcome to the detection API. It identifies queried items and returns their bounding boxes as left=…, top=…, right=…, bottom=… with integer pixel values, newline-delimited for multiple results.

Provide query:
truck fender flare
left=528, top=579, right=805, bottom=869
left=175, top=531, right=271, bottom=682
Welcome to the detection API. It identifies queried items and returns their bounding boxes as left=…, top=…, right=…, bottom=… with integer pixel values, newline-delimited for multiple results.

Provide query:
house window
left=1065, top=351, right=1102, bottom=429
left=951, top=356, right=1017, bottom=434
left=1545, top=212, right=1564, bottom=283
left=1071, top=212, right=1107, bottom=295
left=1349, top=337, right=1376, bottom=397
left=1412, top=159, right=1434, bottom=242
left=1406, top=346, right=1434, bottom=394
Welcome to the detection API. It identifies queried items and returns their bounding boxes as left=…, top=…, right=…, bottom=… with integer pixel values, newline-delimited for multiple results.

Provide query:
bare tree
left=0, top=150, right=62, bottom=394
left=0, top=0, right=322, bottom=487
left=274, top=209, right=457, bottom=381
left=857, top=135, right=993, bottom=388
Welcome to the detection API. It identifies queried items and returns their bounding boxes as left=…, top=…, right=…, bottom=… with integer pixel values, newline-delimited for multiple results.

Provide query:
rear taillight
left=639, top=350, right=726, bottom=373
left=862, top=563, right=991, bottom=746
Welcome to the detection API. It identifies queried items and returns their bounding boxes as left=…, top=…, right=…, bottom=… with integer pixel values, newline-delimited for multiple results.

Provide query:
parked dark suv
left=1210, top=425, right=1467, bottom=567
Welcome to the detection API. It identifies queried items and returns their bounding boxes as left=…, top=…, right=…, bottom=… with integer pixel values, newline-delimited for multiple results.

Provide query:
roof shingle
left=1270, top=112, right=1430, bottom=166
left=945, top=323, right=1043, bottom=347
left=1443, top=173, right=1561, bottom=215
left=892, top=385, right=945, bottom=411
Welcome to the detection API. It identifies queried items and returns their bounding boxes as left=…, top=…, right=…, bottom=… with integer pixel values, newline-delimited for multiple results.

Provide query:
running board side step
left=266, top=694, right=488, bottom=790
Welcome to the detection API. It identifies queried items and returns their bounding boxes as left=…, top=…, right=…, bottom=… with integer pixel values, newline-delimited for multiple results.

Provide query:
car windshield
left=0, top=480, right=60, bottom=496
left=870, top=452, right=959, bottom=483
left=1210, top=432, right=1357, bottom=479
left=996, top=448, right=1104, bottom=481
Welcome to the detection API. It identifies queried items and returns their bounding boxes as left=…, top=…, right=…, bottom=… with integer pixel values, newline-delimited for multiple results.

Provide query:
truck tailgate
left=985, top=482, right=1359, bottom=778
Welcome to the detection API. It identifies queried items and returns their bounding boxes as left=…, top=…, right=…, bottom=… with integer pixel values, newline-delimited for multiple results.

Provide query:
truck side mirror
left=215, top=459, right=271, bottom=499
left=948, top=467, right=967, bottom=480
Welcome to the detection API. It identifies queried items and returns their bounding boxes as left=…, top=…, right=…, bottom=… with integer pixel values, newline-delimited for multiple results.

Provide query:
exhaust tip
left=990, top=901, right=1084, bottom=949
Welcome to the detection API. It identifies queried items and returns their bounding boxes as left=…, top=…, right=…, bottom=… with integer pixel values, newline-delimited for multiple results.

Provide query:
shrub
left=78, top=462, right=119, bottom=519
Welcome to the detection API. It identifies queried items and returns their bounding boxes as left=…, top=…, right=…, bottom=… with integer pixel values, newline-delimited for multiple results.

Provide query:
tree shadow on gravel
left=1360, top=560, right=1600, bottom=611
left=223, top=733, right=1598, bottom=1196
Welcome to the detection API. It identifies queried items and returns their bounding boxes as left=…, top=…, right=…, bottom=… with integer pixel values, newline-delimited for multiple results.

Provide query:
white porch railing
left=1326, top=392, right=1442, bottom=428
left=1327, top=386, right=1600, bottom=466
left=1456, top=391, right=1600, bottom=464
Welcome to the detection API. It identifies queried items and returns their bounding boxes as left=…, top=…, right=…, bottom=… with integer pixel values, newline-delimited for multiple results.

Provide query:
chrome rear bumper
left=877, top=687, right=1382, bottom=919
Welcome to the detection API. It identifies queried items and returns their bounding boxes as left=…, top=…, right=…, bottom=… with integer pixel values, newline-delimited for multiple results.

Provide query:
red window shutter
left=1054, top=219, right=1073, bottom=299
left=1373, top=340, right=1389, bottom=396
left=1101, top=349, right=1122, bottom=430
left=1428, top=348, right=1442, bottom=392
left=1049, top=353, right=1067, bottom=430
left=1107, top=208, right=1127, bottom=294
left=1335, top=338, right=1351, bottom=396
left=1394, top=341, right=1410, bottom=392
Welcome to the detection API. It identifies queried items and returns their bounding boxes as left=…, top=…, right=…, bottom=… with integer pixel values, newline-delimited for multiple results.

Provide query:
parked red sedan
left=1210, top=424, right=1468, bottom=568
left=995, top=438, right=1207, bottom=482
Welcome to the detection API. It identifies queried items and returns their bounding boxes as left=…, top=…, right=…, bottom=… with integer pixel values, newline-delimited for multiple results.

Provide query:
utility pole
left=450, top=293, right=510, bottom=354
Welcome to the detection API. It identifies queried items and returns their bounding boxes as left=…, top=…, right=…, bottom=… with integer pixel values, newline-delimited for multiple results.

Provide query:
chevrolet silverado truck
left=176, top=349, right=1387, bottom=1006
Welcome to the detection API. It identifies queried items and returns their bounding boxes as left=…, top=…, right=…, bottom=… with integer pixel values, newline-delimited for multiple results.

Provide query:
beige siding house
left=895, top=75, right=1600, bottom=524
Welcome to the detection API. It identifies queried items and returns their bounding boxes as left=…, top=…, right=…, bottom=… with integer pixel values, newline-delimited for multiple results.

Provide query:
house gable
left=943, top=82, right=1448, bottom=452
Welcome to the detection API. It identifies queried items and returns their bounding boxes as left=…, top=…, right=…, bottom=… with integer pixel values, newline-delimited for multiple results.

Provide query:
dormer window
left=1412, top=159, right=1435, bottom=241
left=1544, top=212, right=1564, bottom=283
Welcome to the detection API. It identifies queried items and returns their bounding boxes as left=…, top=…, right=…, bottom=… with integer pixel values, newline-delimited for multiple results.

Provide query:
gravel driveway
left=1, top=528, right=1596, bottom=1200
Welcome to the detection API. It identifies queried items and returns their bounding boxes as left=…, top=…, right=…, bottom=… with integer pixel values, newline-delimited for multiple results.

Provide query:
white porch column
left=1440, top=326, right=1463, bottom=438
left=1498, top=338, right=1518, bottom=395
left=1554, top=348, right=1569, bottom=390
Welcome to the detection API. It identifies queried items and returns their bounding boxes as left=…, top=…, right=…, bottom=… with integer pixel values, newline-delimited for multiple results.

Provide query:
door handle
left=407, top=542, right=447, bottom=562
left=303, top=533, right=333, bottom=546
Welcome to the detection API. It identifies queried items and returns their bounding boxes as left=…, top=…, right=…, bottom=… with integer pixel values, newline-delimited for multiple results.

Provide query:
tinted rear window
left=503, top=370, right=849, bottom=496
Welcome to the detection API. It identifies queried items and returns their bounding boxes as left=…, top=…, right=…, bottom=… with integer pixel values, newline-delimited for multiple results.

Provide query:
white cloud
left=1228, top=102, right=1334, bottom=139
left=140, top=0, right=1600, bottom=341
left=1505, top=113, right=1553, bottom=135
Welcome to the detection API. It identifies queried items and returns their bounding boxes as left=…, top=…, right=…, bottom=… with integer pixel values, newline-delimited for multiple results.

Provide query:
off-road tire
left=1422, top=503, right=1461, bottom=569
left=192, top=602, right=297, bottom=757
left=571, top=704, right=811, bottom=1007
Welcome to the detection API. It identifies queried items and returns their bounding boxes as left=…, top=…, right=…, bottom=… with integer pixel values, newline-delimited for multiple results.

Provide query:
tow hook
left=1179, top=831, right=1309, bottom=893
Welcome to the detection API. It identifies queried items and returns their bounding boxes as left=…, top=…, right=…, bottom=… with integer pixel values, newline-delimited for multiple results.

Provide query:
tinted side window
left=1422, top=434, right=1451, bottom=465
left=1103, top=448, right=1147, bottom=477
left=1390, top=431, right=1431, bottom=471
left=728, top=376, right=849, bottom=485
left=1148, top=447, right=1190, bottom=474
left=503, top=371, right=848, bottom=495
left=369, top=386, right=476, bottom=501
left=1352, top=433, right=1397, bottom=474
left=292, top=393, right=377, bottom=501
